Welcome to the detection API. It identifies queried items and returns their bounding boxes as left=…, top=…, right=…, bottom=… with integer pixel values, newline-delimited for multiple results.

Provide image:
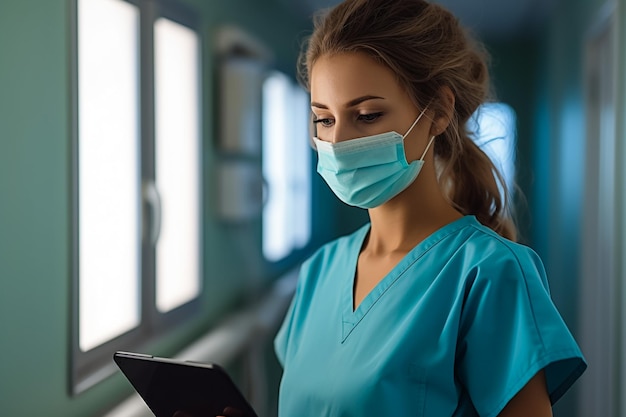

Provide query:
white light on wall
left=154, top=17, right=202, bottom=313
left=468, top=102, right=517, bottom=198
left=262, top=72, right=311, bottom=262
left=77, top=0, right=140, bottom=352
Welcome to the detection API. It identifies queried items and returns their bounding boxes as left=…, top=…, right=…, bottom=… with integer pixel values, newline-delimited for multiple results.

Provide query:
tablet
left=113, top=351, right=258, bottom=417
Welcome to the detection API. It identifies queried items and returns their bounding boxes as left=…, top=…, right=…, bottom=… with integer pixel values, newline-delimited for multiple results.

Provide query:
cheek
left=403, top=125, right=432, bottom=162
left=403, top=139, right=421, bottom=163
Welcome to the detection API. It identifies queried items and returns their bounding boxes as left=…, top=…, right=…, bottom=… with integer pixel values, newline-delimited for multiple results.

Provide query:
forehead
left=310, top=52, right=405, bottom=106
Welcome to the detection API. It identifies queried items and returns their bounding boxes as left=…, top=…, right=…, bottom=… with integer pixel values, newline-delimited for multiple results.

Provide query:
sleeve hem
left=482, top=349, right=586, bottom=417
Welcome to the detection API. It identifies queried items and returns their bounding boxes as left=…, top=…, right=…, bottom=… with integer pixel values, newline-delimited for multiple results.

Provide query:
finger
left=222, top=406, right=244, bottom=417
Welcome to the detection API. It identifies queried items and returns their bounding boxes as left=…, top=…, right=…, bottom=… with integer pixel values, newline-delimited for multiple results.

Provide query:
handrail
left=102, top=267, right=299, bottom=417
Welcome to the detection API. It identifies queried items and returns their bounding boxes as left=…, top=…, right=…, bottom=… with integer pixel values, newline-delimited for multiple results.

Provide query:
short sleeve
left=274, top=288, right=298, bottom=367
left=275, top=261, right=309, bottom=367
left=456, top=249, right=587, bottom=417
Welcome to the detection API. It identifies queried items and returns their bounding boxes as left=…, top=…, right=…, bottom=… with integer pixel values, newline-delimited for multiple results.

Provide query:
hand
left=217, top=406, right=244, bottom=417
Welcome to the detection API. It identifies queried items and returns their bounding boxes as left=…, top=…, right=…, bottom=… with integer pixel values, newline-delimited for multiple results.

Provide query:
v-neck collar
left=340, top=215, right=476, bottom=343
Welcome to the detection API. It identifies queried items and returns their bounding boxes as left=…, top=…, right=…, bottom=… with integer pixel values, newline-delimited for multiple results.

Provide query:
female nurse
left=273, top=0, right=587, bottom=416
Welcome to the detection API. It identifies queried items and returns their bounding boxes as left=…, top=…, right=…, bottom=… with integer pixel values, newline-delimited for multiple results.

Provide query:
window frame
left=69, top=0, right=204, bottom=395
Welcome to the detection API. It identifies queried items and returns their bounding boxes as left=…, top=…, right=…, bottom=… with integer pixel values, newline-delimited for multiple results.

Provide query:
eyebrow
left=311, top=95, right=385, bottom=109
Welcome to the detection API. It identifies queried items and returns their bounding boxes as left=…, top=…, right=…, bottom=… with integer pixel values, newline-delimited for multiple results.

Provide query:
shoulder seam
left=466, top=223, right=548, bottom=351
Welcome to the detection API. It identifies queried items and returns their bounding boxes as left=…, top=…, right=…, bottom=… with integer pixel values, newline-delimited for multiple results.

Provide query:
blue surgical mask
left=313, top=108, right=435, bottom=209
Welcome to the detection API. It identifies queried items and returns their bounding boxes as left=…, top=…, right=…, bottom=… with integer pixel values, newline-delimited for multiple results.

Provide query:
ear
left=430, top=85, right=455, bottom=136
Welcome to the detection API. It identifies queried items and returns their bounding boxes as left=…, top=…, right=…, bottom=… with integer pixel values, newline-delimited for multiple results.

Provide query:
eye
left=312, top=117, right=334, bottom=128
left=357, top=112, right=383, bottom=123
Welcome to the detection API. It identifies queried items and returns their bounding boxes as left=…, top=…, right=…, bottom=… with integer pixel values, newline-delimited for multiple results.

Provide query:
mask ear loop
left=402, top=105, right=430, bottom=140
left=402, top=104, right=436, bottom=162
left=419, top=135, right=436, bottom=161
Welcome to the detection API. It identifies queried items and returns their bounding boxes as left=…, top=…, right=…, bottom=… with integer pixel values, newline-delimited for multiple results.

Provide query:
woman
left=273, top=0, right=586, bottom=416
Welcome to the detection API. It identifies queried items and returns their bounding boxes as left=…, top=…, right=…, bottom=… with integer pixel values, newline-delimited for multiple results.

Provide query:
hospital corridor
left=1, top=0, right=625, bottom=416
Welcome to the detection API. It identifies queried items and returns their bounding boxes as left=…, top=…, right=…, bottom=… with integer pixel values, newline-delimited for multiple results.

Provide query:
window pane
left=77, top=0, right=141, bottom=352
left=289, top=87, right=312, bottom=249
left=154, top=18, right=202, bottom=313
left=262, top=72, right=311, bottom=261
left=469, top=103, right=517, bottom=197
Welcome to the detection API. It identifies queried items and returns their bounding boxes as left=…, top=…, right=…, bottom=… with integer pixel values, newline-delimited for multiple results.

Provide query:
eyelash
left=312, top=112, right=384, bottom=128
left=312, top=118, right=333, bottom=128
left=358, top=112, right=383, bottom=122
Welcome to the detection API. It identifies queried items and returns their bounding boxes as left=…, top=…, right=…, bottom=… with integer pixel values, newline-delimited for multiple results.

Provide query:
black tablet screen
left=114, top=352, right=258, bottom=417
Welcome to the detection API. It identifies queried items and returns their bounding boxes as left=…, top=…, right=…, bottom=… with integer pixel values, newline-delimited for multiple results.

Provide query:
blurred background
left=0, top=0, right=624, bottom=416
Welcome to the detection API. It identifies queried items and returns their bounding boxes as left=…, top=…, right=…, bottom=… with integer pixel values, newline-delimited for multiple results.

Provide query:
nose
left=329, top=121, right=354, bottom=144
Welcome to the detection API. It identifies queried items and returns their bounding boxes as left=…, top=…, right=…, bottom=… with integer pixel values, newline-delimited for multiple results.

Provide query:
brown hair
left=299, top=0, right=517, bottom=241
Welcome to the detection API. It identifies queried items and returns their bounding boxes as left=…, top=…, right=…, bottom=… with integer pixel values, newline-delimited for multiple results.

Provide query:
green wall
left=0, top=0, right=321, bottom=415
left=611, top=1, right=625, bottom=414
left=0, top=0, right=77, bottom=414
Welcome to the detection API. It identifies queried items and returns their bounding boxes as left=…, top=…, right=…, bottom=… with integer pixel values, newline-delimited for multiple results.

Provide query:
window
left=468, top=102, right=517, bottom=199
left=262, top=71, right=312, bottom=262
left=76, top=0, right=141, bottom=354
left=71, top=0, right=202, bottom=393
left=153, top=17, right=202, bottom=313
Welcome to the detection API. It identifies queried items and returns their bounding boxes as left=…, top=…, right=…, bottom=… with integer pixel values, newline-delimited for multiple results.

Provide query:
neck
left=364, top=170, right=462, bottom=255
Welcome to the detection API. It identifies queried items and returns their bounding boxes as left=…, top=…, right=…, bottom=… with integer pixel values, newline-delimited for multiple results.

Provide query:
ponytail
left=438, top=122, right=517, bottom=241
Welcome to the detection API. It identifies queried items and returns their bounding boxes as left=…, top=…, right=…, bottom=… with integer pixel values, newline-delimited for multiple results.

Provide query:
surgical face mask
left=313, top=108, right=435, bottom=209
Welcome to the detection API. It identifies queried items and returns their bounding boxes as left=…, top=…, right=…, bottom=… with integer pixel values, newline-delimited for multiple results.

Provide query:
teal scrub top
left=274, top=216, right=586, bottom=417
